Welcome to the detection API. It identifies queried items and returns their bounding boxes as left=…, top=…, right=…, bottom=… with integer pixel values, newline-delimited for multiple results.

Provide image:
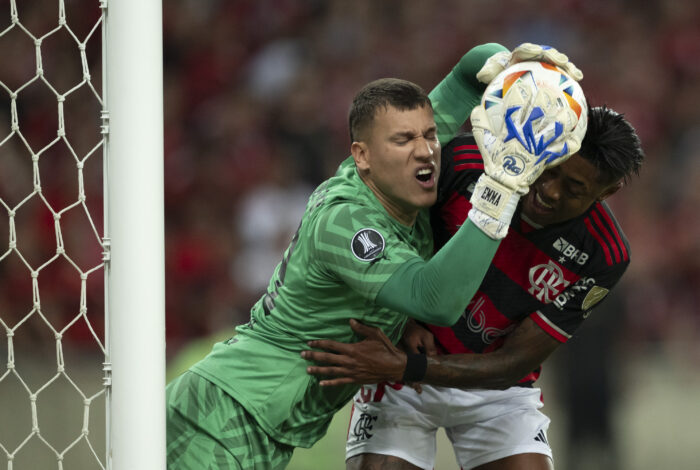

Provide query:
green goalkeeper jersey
left=193, top=156, right=433, bottom=447
left=191, top=42, right=508, bottom=448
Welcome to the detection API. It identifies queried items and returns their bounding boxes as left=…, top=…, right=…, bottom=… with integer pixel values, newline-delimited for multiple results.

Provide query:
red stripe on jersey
left=453, top=144, right=480, bottom=153
left=530, top=312, right=570, bottom=343
left=455, top=162, right=485, bottom=172
left=491, top=229, right=581, bottom=304
left=584, top=217, right=613, bottom=266
left=441, top=192, right=471, bottom=235
left=454, top=153, right=481, bottom=161
left=432, top=293, right=515, bottom=355
left=591, top=210, right=621, bottom=263
left=519, top=371, right=540, bottom=385
left=595, top=204, right=628, bottom=261
left=427, top=325, right=473, bottom=353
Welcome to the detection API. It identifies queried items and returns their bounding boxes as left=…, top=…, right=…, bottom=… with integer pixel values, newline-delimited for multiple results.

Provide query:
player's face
left=353, top=105, right=440, bottom=225
left=521, top=154, right=621, bottom=226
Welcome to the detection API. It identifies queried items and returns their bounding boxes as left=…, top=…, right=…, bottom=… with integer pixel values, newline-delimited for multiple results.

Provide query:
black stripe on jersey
left=449, top=267, right=542, bottom=353
left=480, top=266, right=543, bottom=322
left=451, top=143, right=483, bottom=172
left=449, top=315, right=489, bottom=353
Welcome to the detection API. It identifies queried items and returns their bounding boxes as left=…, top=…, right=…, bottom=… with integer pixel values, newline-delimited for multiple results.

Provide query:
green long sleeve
left=376, top=218, right=499, bottom=326
left=431, top=42, right=509, bottom=145
left=375, top=43, right=508, bottom=327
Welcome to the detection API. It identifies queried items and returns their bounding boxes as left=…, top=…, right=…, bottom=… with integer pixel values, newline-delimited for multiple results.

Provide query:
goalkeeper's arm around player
left=371, top=43, right=586, bottom=327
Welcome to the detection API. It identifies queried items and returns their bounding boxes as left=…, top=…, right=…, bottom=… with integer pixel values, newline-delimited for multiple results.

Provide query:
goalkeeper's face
left=521, top=154, right=622, bottom=226
left=352, top=105, right=441, bottom=225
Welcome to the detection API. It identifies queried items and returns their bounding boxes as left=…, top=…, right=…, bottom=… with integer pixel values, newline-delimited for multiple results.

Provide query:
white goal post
left=105, top=0, right=166, bottom=469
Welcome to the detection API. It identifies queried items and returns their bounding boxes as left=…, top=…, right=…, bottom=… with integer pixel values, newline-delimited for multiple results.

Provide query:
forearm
left=423, top=352, right=526, bottom=389
left=421, top=318, right=560, bottom=388
left=430, top=43, right=508, bottom=145
left=376, top=218, right=499, bottom=326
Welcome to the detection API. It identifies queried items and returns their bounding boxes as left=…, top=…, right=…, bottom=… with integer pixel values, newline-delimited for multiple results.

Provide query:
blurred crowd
left=160, top=0, right=700, bottom=361
left=1, top=0, right=699, bottom=362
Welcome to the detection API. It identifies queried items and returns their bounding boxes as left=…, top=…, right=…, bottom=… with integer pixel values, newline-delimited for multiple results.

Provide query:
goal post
left=105, top=0, right=166, bottom=468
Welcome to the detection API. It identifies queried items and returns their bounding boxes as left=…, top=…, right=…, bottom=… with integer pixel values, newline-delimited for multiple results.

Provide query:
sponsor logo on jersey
left=352, top=412, right=378, bottom=440
left=351, top=228, right=385, bottom=261
left=503, top=154, right=525, bottom=175
left=553, top=277, right=595, bottom=310
left=582, top=285, right=609, bottom=312
left=528, top=261, right=570, bottom=303
left=464, top=296, right=515, bottom=344
left=552, top=237, right=589, bottom=265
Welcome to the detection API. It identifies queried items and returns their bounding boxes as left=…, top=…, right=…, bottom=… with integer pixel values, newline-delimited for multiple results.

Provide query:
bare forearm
left=422, top=318, right=560, bottom=389
left=423, top=352, right=530, bottom=389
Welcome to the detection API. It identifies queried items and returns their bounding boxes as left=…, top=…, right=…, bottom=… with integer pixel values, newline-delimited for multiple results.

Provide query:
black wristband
left=401, top=353, right=427, bottom=383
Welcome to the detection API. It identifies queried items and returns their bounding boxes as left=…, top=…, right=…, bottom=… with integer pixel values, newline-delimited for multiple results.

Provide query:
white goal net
left=0, top=0, right=165, bottom=468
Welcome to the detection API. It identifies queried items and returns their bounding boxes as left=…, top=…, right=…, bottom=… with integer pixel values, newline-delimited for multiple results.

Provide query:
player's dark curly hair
left=578, top=105, right=645, bottom=184
left=349, top=78, right=432, bottom=142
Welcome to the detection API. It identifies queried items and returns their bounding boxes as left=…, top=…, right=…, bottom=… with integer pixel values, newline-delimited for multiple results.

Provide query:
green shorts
left=166, top=371, right=294, bottom=470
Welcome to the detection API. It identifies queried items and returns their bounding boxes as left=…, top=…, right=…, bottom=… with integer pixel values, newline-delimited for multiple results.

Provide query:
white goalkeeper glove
left=469, top=80, right=578, bottom=239
left=477, top=43, right=583, bottom=84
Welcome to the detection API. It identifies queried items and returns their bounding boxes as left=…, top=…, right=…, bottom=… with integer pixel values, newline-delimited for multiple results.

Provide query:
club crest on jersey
left=351, top=228, right=385, bottom=261
left=528, top=261, right=570, bottom=303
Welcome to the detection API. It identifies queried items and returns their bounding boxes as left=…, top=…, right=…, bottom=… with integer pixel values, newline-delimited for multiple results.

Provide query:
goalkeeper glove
left=477, top=42, right=583, bottom=84
left=469, top=79, right=579, bottom=239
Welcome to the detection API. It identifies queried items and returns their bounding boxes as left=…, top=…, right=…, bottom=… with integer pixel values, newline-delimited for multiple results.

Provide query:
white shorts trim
left=345, top=383, right=552, bottom=470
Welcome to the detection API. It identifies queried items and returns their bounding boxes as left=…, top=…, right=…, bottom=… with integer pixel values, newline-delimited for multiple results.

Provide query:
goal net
left=0, top=0, right=165, bottom=468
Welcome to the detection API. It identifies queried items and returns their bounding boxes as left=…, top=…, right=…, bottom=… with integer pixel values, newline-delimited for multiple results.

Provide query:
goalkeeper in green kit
left=166, top=42, right=585, bottom=469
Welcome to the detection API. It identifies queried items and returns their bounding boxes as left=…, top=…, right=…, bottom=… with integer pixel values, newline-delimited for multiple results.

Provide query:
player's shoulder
left=571, top=201, right=630, bottom=269
left=442, top=133, right=484, bottom=170
left=437, top=133, right=484, bottom=203
left=312, top=199, right=394, bottom=242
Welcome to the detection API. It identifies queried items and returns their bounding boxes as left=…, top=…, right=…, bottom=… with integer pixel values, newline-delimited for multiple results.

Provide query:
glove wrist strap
left=469, top=175, right=517, bottom=220
left=469, top=175, right=520, bottom=240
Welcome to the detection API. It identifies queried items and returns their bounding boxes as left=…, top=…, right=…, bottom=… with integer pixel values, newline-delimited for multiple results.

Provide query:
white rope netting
left=0, top=1, right=107, bottom=468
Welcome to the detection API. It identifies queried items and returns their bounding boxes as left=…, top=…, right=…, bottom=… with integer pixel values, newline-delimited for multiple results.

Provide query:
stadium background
left=1, top=0, right=699, bottom=468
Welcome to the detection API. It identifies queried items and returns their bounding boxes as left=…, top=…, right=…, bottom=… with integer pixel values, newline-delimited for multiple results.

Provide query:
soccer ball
left=480, top=61, right=587, bottom=155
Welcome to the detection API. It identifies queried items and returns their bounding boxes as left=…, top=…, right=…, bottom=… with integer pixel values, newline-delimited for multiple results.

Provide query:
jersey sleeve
left=530, top=202, right=632, bottom=342
left=430, top=43, right=508, bottom=145
left=530, top=254, right=630, bottom=342
left=312, top=203, right=424, bottom=302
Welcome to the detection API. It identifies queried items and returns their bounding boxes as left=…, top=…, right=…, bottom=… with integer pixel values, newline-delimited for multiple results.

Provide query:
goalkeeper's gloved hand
left=468, top=79, right=578, bottom=240
left=477, top=42, right=583, bottom=84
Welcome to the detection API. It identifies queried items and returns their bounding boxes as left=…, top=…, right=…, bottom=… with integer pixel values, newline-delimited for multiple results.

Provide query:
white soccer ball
left=480, top=60, right=587, bottom=156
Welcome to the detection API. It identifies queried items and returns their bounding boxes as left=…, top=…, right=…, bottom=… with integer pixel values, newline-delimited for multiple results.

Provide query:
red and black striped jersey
left=428, top=134, right=630, bottom=385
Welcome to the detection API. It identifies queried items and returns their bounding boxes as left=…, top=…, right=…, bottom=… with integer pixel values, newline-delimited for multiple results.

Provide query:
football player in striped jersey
left=303, top=106, right=644, bottom=470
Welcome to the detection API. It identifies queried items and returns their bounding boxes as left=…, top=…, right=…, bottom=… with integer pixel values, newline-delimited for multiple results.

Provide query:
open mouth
left=530, top=189, right=554, bottom=214
left=534, top=191, right=553, bottom=209
left=415, top=165, right=436, bottom=188
left=416, top=168, right=432, bottom=182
